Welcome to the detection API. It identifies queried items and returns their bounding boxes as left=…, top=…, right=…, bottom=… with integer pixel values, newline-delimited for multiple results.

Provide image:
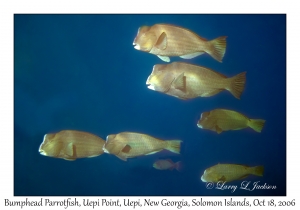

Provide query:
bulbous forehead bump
left=106, top=134, right=116, bottom=141
left=138, top=26, right=150, bottom=34
left=46, top=133, right=56, bottom=140
left=153, top=64, right=166, bottom=73
left=152, top=65, right=159, bottom=73
left=201, top=112, right=210, bottom=120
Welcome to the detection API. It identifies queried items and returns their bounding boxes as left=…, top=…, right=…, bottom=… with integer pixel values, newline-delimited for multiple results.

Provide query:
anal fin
left=201, top=89, right=223, bottom=97
left=145, top=150, right=160, bottom=155
left=238, top=174, right=249, bottom=180
left=64, top=158, right=76, bottom=161
left=180, top=52, right=204, bottom=59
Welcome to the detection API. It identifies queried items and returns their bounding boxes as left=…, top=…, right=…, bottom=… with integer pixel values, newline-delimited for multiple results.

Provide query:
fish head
left=103, top=134, right=116, bottom=154
left=153, top=162, right=159, bottom=169
left=146, top=64, right=174, bottom=93
left=197, top=111, right=212, bottom=129
left=103, top=134, right=128, bottom=156
left=133, top=26, right=157, bottom=52
left=201, top=168, right=217, bottom=182
left=39, top=133, right=61, bottom=157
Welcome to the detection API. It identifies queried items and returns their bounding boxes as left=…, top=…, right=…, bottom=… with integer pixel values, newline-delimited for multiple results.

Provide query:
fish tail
left=252, top=165, right=264, bottom=176
left=175, top=161, right=183, bottom=172
left=165, top=140, right=182, bottom=154
left=248, top=119, right=266, bottom=132
left=227, top=71, right=246, bottom=99
left=207, top=36, right=227, bottom=62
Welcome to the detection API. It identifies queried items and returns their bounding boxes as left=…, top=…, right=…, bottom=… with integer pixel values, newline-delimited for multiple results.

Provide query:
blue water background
left=14, top=14, right=286, bottom=196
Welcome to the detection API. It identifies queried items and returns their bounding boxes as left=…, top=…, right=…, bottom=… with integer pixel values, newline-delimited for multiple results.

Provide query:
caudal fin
left=248, top=119, right=266, bottom=132
left=228, top=71, right=246, bottom=99
left=252, top=165, right=264, bottom=176
left=175, top=161, right=183, bottom=172
left=207, top=36, right=227, bottom=62
left=165, top=140, right=182, bottom=154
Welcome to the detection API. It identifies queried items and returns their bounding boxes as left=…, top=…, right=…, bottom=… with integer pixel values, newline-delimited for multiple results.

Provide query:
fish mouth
left=146, top=79, right=155, bottom=90
left=102, top=145, right=110, bottom=154
left=133, top=42, right=140, bottom=50
left=146, top=83, right=155, bottom=90
left=39, top=147, right=47, bottom=156
left=39, top=150, right=47, bottom=156
left=197, top=123, right=203, bottom=128
left=200, top=175, right=207, bottom=182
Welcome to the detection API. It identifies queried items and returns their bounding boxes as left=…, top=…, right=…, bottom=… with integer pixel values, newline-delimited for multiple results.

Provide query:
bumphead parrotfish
left=146, top=62, right=246, bottom=100
left=103, top=132, right=182, bottom=161
left=39, top=130, right=105, bottom=161
left=201, top=163, right=264, bottom=183
left=133, top=24, right=227, bottom=62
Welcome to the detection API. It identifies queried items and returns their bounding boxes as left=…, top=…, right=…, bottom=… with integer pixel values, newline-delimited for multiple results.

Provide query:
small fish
left=146, top=62, right=246, bottom=100
left=201, top=163, right=264, bottom=183
left=133, top=24, right=227, bottom=62
left=39, top=130, right=105, bottom=161
left=153, top=159, right=183, bottom=171
left=103, top=132, right=182, bottom=161
left=197, top=109, right=266, bottom=134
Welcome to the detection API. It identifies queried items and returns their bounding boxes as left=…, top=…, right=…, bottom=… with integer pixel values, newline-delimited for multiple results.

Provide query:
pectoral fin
left=65, top=143, right=77, bottom=158
left=218, top=176, right=226, bottom=182
left=121, top=145, right=131, bottom=153
left=157, top=55, right=170, bottom=62
left=180, top=52, right=204, bottom=59
left=173, top=72, right=186, bottom=92
left=64, top=144, right=77, bottom=160
left=155, top=32, right=167, bottom=50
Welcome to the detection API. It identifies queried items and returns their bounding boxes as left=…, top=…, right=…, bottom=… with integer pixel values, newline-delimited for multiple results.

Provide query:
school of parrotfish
left=39, top=23, right=266, bottom=184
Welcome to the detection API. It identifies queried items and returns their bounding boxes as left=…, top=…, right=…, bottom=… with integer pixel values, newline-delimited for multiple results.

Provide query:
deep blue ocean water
left=14, top=14, right=286, bottom=196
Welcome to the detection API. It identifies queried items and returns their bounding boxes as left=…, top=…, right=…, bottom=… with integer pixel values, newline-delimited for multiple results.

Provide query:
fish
left=39, top=130, right=105, bottom=161
left=153, top=159, right=183, bottom=171
left=201, top=163, right=264, bottom=183
left=103, top=132, right=182, bottom=161
left=133, top=24, right=227, bottom=62
left=146, top=62, right=246, bottom=100
left=197, top=109, right=266, bottom=134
